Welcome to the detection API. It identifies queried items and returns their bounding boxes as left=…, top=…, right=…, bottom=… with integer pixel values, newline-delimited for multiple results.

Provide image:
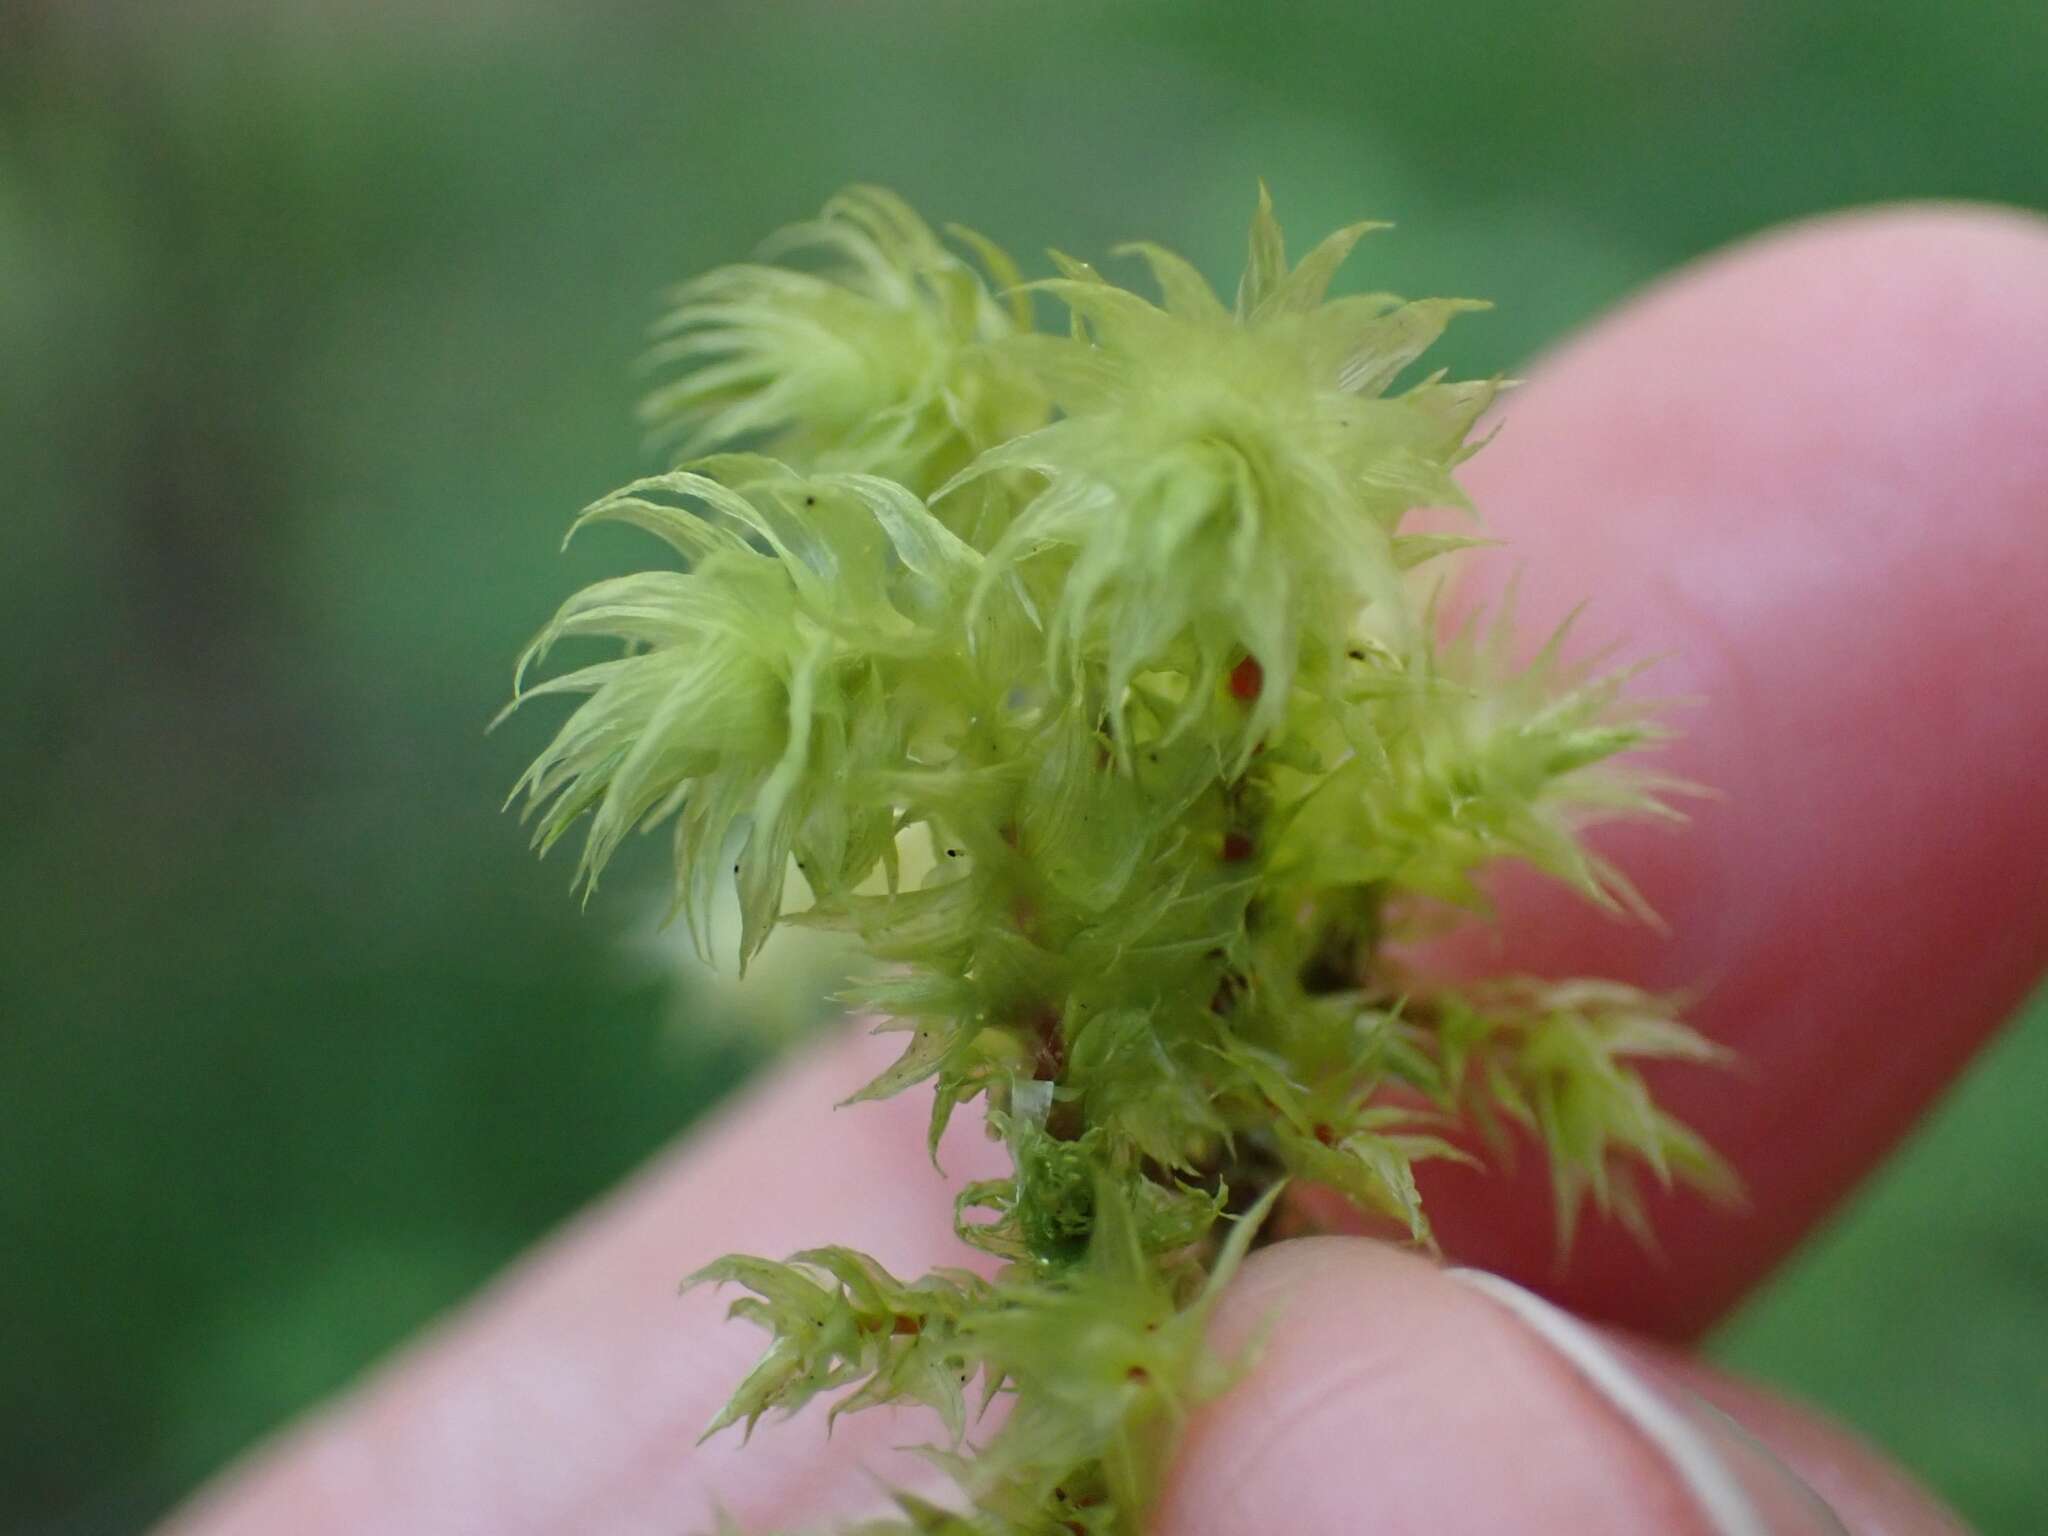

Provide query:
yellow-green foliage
left=506, top=186, right=1730, bottom=1535
left=640, top=187, right=1043, bottom=495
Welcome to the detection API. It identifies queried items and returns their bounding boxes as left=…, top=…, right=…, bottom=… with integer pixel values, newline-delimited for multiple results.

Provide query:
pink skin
left=159, top=204, right=2048, bottom=1535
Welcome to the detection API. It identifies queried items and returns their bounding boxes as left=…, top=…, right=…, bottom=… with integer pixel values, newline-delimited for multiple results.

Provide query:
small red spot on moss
left=1228, top=654, right=1264, bottom=701
left=1221, top=830, right=1254, bottom=862
left=1313, top=1123, right=1338, bottom=1146
left=892, top=1314, right=922, bottom=1337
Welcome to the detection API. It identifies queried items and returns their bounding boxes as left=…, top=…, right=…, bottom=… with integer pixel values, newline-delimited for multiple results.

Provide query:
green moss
left=508, top=187, right=1728, bottom=1534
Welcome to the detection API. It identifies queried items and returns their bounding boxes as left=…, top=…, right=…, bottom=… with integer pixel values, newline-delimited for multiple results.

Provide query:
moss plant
left=504, top=186, right=1734, bottom=1534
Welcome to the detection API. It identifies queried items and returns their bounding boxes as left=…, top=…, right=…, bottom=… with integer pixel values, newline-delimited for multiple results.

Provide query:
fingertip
left=1627, top=1344, right=1971, bottom=1536
left=1156, top=1239, right=1705, bottom=1535
left=1416, top=199, right=2048, bottom=1333
left=1161, top=1240, right=1961, bottom=1536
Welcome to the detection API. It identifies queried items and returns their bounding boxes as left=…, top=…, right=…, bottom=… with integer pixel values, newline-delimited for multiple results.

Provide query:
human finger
left=1153, top=1237, right=1964, bottom=1536
left=1400, top=203, right=2048, bottom=1337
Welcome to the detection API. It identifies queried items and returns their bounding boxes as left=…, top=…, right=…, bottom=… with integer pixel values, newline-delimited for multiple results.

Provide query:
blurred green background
left=3, top=2, right=2043, bottom=1531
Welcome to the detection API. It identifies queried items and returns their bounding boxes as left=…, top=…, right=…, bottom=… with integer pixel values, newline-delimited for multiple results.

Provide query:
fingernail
left=1445, top=1269, right=1847, bottom=1536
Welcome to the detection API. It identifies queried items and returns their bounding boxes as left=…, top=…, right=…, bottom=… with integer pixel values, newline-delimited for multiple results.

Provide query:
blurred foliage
left=0, top=1, right=2041, bottom=1531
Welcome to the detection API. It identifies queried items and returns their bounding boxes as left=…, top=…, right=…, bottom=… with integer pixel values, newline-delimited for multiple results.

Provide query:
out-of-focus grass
left=1, top=2, right=2041, bottom=1530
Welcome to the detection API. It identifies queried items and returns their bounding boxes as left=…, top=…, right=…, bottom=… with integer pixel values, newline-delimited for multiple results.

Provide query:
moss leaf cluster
left=508, top=186, right=1732, bottom=1535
